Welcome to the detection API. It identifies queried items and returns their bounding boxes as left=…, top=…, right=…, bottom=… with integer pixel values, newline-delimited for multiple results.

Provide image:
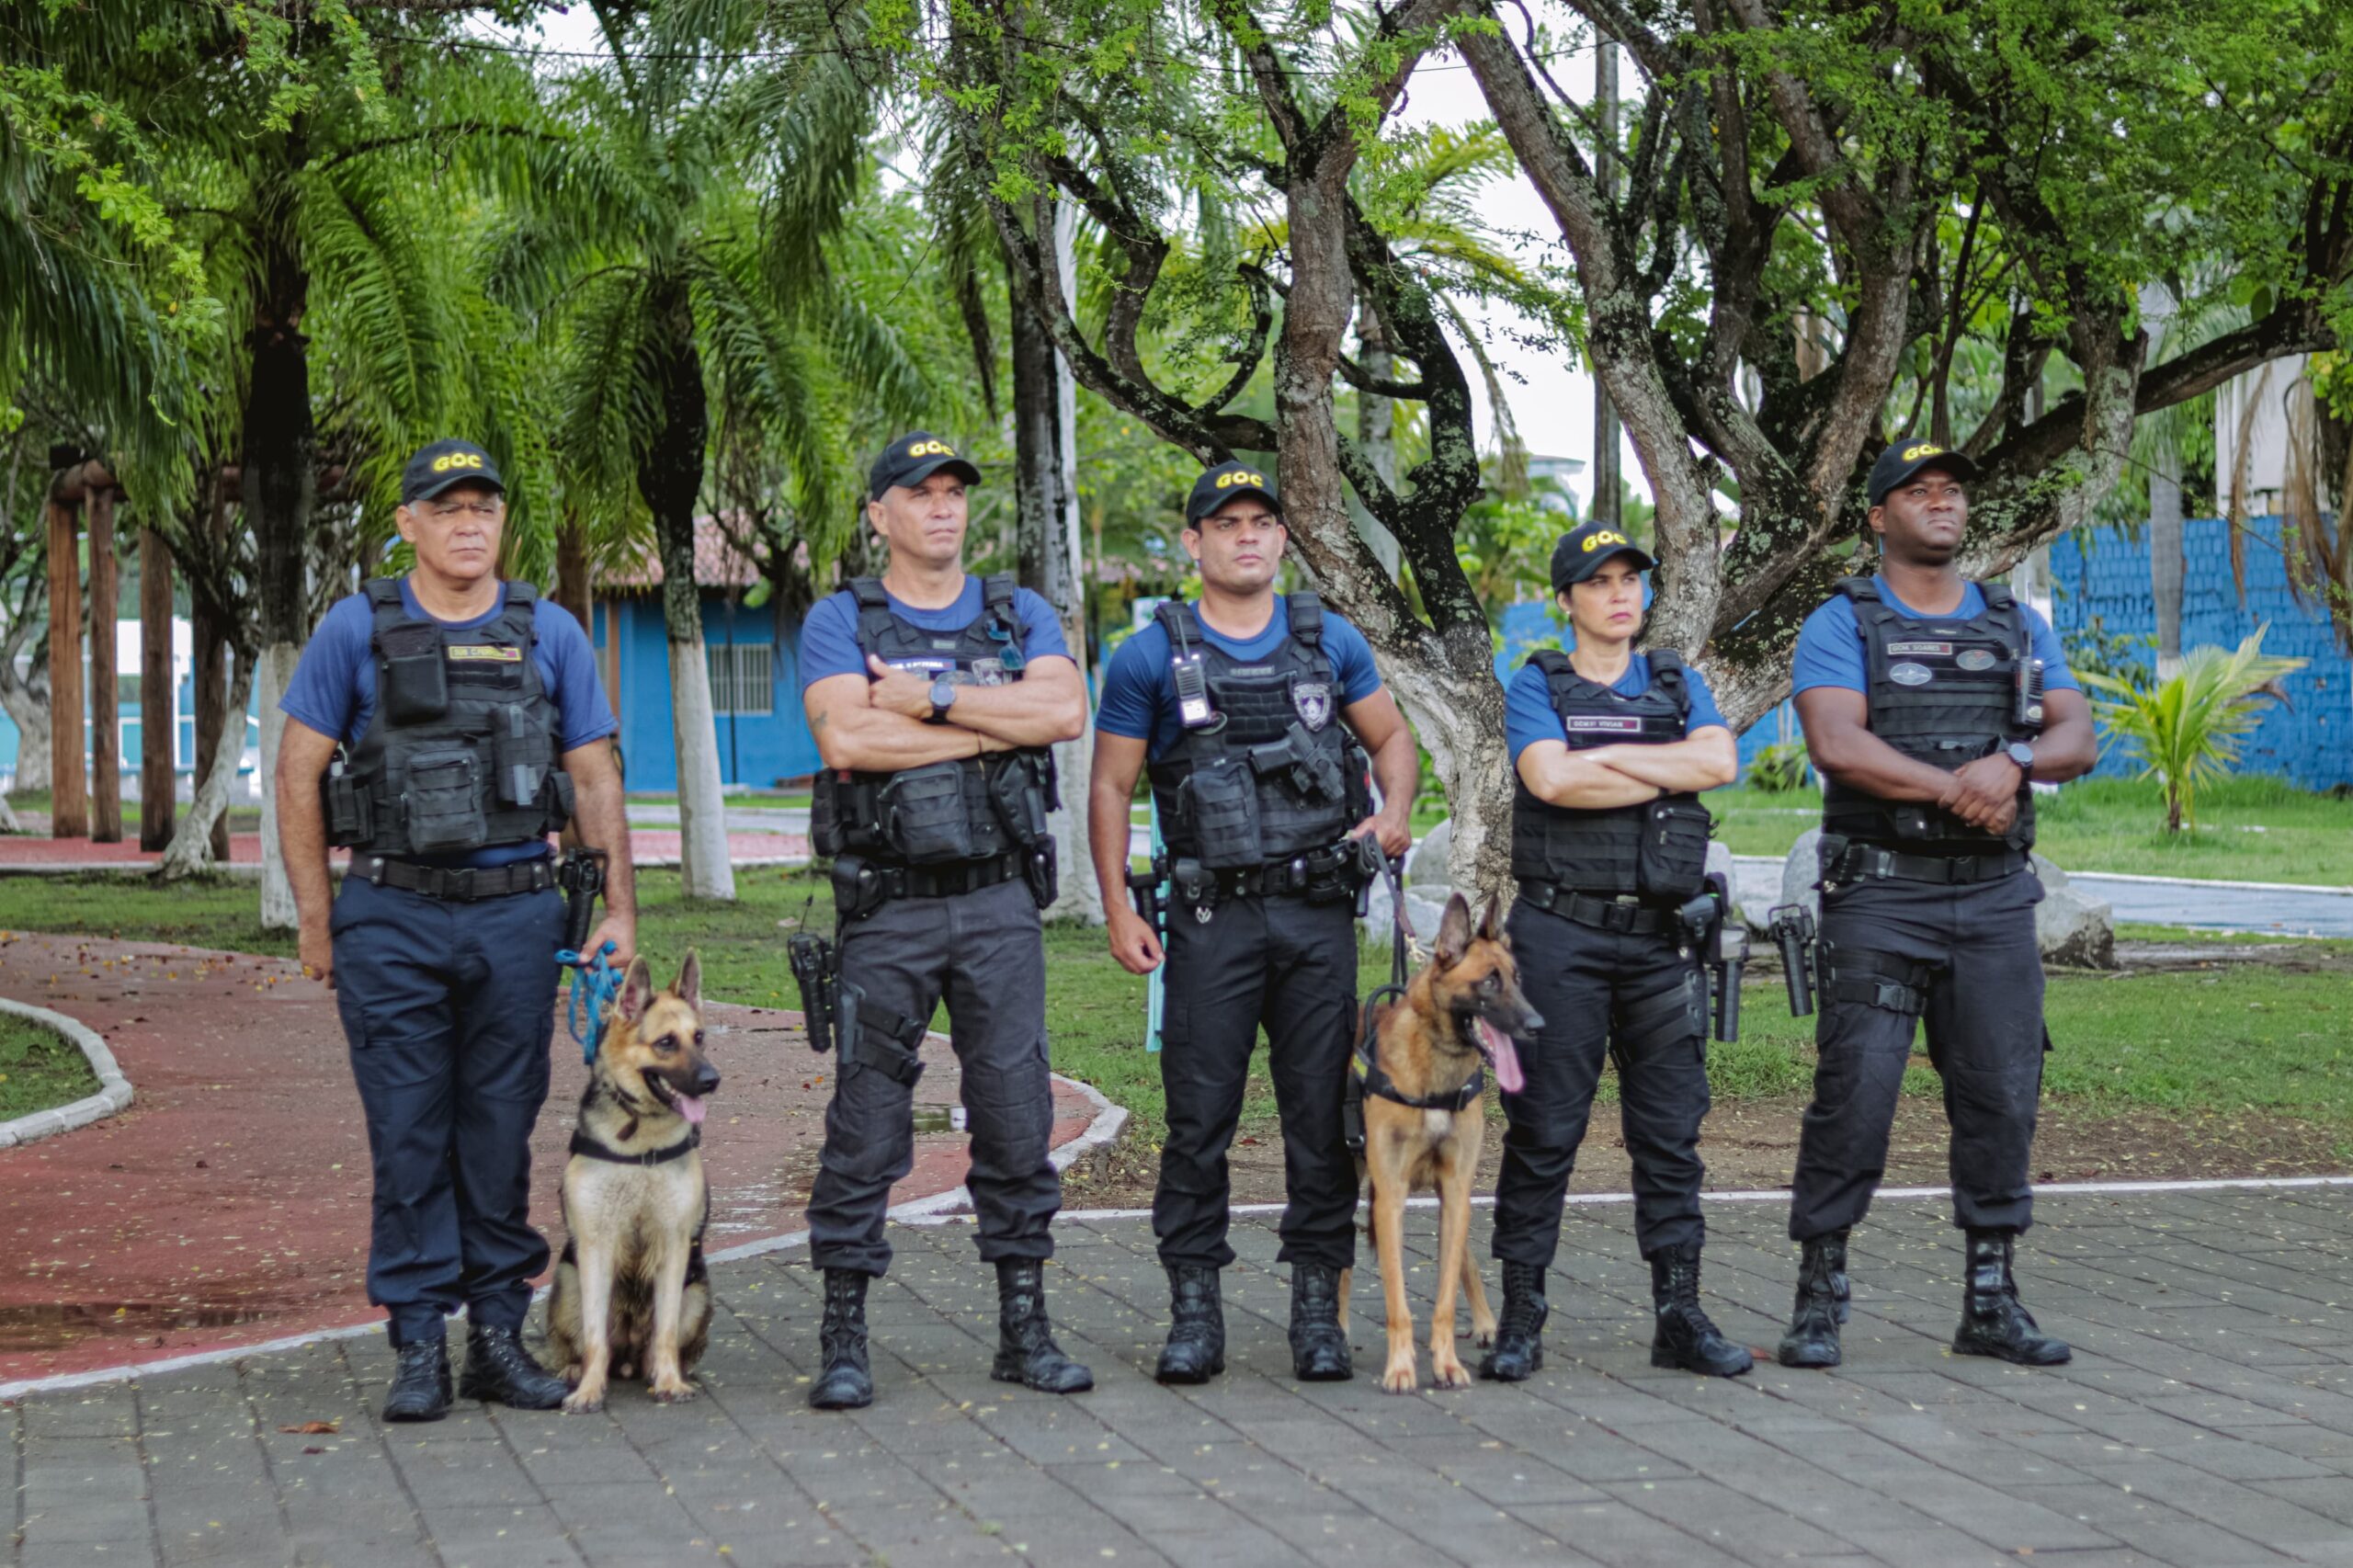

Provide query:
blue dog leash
left=557, top=940, right=622, bottom=1063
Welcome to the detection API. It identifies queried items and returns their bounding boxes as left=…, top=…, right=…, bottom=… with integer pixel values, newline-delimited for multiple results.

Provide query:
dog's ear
left=1477, top=895, right=1505, bottom=943
left=673, top=950, right=701, bottom=1011
left=1436, top=892, right=1473, bottom=971
left=615, top=956, right=656, bottom=1023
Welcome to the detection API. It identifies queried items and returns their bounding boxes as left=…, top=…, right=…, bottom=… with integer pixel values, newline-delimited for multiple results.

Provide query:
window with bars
left=705, top=642, right=775, bottom=716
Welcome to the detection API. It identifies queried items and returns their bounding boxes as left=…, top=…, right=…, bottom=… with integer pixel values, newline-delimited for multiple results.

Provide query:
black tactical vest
left=1820, top=576, right=2037, bottom=854
left=1145, top=594, right=1367, bottom=869
left=807, top=574, right=1057, bottom=867
left=323, top=579, right=574, bottom=859
left=1509, top=649, right=1712, bottom=899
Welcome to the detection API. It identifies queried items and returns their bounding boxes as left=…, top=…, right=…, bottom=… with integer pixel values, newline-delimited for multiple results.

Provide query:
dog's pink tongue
left=1476, top=1020, right=1526, bottom=1096
left=676, top=1095, right=708, bottom=1127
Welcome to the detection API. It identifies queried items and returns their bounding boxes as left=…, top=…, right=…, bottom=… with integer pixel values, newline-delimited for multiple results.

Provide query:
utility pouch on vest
left=879, top=761, right=976, bottom=863
left=1343, top=738, right=1373, bottom=824
left=378, top=624, right=449, bottom=724
left=1183, top=754, right=1266, bottom=869
left=322, top=762, right=372, bottom=846
left=832, top=854, right=888, bottom=921
left=987, top=756, right=1049, bottom=847
left=401, top=748, right=487, bottom=853
left=546, top=768, right=575, bottom=829
left=1635, top=797, right=1711, bottom=899
left=492, top=707, right=546, bottom=809
left=810, top=775, right=847, bottom=857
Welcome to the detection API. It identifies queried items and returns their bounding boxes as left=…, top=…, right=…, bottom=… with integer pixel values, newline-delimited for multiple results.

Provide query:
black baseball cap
left=401, top=439, right=504, bottom=505
left=1550, top=518, right=1654, bottom=591
left=1186, top=460, right=1281, bottom=525
left=1868, top=437, right=1978, bottom=506
left=869, top=431, right=981, bottom=497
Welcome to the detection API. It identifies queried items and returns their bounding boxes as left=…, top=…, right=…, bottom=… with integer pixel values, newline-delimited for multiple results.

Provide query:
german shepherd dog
left=1343, top=893, right=1544, bottom=1392
left=547, top=953, right=721, bottom=1413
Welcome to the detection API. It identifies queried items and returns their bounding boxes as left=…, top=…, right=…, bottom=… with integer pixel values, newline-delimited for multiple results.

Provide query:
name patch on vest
left=1889, top=662, right=1934, bottom=686
left=1956, top=648, right=1997, bottom=671
left=1222, top=665, right=1274, bottom=677
left=447, top=644, right=522, bottom=663
left=1564, top=717, right=1644, bottom=733
left=1886, top=641, right=1951, bottom=656
left=886, top=656, right=954, bottom=674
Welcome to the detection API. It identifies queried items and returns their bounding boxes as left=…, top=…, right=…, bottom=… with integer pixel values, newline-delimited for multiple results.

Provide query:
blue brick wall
left=2048, top=514, right=2349, bottom=790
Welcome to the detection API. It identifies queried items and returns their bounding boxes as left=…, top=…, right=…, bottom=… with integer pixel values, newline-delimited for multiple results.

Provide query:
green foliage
left=2083, top=626, right=2310, bottom=835
left=1745, top=740, right=1813, bottom=794
left=2063, top=614, right=2157, bottom=692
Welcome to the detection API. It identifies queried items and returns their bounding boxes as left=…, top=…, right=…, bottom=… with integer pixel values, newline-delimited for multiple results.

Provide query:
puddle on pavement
left=911, top=1107, right=966, bottom=1135
left=0, top=1300, right=277, bottom=1351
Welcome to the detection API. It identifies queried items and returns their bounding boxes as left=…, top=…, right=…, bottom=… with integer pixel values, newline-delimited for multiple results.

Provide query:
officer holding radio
left=1483, top=518, right=1750, bottom=1383
left=1776, top=438, right=2096, bottom=1370
left=796, top=432, right=1091, bottom=1411
left=1089, top=460, right=1418, bottom=1385
left=277, top=439, right=634, bottom=1422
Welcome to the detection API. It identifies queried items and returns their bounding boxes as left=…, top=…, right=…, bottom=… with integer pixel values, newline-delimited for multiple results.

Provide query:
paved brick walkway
left=9, top=1187, right=2353, bottom=1567
left=0, top=828, right=808, bottom=871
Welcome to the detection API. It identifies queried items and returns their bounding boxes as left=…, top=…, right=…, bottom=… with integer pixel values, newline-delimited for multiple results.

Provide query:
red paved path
left=0, top=828, right=808, bottom=868
left=0, top=933, right=1094, bottom=1386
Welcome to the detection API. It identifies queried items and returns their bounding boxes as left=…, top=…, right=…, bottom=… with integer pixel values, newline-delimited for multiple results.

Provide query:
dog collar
left=568, top=1130, right=699, bottom=1166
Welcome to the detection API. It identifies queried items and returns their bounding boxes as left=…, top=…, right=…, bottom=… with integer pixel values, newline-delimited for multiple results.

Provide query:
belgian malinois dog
left=548, top=952, right=720, bottom=1413
left=1343, top=892, right=1544, bottom=1392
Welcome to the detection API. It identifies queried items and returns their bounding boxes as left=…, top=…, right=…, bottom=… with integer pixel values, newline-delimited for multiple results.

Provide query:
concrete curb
left=0, top=996, right=133, bottom=1149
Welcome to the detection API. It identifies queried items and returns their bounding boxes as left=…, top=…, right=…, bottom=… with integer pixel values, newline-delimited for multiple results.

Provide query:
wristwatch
left=2004, top=740, right=2036, bottom=776
left=928, top=676, right=959, bottom=724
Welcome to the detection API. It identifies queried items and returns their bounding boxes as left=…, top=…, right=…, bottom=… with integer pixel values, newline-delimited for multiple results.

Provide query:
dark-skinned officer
left=1089, top=461, right=1417, bottom=1384
left=1483, top=519, right=1750, bottom=1382
left=1778, top=438, right=2097, bottom=1369
left=798, top=432, right=1092, bottom=1409
left=278, top=439, right=635, bottom=1422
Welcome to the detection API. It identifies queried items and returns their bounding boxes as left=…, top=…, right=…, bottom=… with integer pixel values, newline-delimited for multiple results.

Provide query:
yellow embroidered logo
left=905, top=439, right=957, bottom=458
left=1582, top=529, right=1631, bottom=551
left=430, top=451, right=485, bottom=473
left=447, top=644, right=522, bottom=663
left=1902, top=442, right=1944, bottom=460
left=1215, top=470, right=1267, bottom=489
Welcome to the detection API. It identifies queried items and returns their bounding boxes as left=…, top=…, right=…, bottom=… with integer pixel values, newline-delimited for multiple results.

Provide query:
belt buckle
left=448, top=867, right=476, bottom=901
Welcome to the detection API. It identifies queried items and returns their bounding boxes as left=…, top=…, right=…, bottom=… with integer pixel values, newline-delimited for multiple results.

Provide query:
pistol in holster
left=1127, top=849, right=1171, bottom=936
left=788, top=927, right=840, bottom=1056
left=558, top=847, right=608, bottom=954
left=1768, top=903, right=1818, bottom=1018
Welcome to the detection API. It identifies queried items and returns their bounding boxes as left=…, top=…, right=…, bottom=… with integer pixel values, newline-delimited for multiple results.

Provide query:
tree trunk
left=639, top=286, right=733, bottom=901
left=245, top=217, right=315, bottom=928
left=87, top=485, right=121, bottom=843
left=2151, top=449, right=2185, bottom=678
left=1006, top=207, right=1102, bottom=924
left=45, top=489, right=85, bottom=838
left=194, top=478, right=232, bottom=860
left=0, top=620, right=50, bottom=796
left=1349, top=311, right=1403, bottom=575
left=140, top=527, right=176, bottom=849
left=554, top=510, right=593, bottom=630
left=161, top=643, right=256, bottom=880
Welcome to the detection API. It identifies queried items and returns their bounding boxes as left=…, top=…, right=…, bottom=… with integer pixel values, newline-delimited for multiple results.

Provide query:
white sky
left=472, top=10, right=1645, bottom=512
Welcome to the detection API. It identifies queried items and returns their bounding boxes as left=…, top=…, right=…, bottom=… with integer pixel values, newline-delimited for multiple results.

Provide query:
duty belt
left=350, top=852, right=557, bottom=901
left=1831, top=846, right=2028, bottom=885
left=1516, top=881, right=1678, bottom=935
left=872, top=849, right=1025, bottom=901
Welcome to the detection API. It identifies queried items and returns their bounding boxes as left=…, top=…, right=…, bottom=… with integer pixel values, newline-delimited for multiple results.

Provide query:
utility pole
left=1592, top=36, right=1621, bottom=528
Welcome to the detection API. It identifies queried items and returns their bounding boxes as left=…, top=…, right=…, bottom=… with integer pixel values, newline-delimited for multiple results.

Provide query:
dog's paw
left=1429, top=1355, right=1473, bottom=1390
left=1471, top=1324, right=1496, bottom=1349
left=1380, top=1360, right=1419, bottom=1394
left=648, top=1376, right=698, bottom=1404
left=561, top=1386, right=606, bottom=1415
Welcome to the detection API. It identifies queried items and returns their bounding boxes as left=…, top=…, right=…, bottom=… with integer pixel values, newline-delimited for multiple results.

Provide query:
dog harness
left=1344, top=852, right=1485, bottom=1142
left=568, top=1128, right=700, bottom=1166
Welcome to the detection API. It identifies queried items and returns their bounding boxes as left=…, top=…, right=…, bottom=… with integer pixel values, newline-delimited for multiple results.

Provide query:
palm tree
left=2082, top=627, right=2307, bottom=835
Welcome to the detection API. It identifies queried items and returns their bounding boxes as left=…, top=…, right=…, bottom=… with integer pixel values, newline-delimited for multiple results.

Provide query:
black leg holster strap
left=1614, top=969, right=1708, bottom=1064
left=836, top=979, right=927, bottom=1087
left=1817, top=942, right=1930, bottom=1017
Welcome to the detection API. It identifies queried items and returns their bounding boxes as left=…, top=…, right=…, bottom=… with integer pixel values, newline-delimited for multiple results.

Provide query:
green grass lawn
left=1, top=871, right=2347, bottom=1149
left=1713, top=774, right=2353, bottom=885
left=4, top=791, right=263, bottom=834
left=0, top=1012, right=100, bottom=1121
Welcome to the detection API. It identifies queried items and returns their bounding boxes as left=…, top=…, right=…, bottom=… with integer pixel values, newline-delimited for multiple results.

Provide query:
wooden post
left=87, top=485, right=121, bottom=842
left=194, top=474, right=231, bottom=859
left=140, top=526, right=176, bottom=849
left=45, top=489, right=85, bottom=839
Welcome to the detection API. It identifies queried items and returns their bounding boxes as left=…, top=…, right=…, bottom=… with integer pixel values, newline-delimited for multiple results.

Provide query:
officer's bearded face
left=1870, top=467, right=1969, bottom=564
left=398, top=483, right=505, bottom=585
left=1187, top=499, right=1285, bottom=594
left=1562, top=558, right=1644, bottom=646
left=869, top=474, right=969, bottom=569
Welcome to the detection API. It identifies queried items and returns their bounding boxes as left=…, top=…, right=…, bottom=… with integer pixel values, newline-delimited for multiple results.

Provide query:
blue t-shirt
left=1096, top=597, right=1385, bottom=762
left=1504, top=653, right=1729, bottom=766
left=1790, top=578, right=2078, bottom=697
left=797, top=577, right=1071, bottom=689
left=279, top=580, right=617, bottom=867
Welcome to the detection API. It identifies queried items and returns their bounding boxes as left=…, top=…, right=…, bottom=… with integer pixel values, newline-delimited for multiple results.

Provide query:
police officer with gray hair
left=1777, top=438, right=2097, bottom=1369
left=797, top=432, right=1091, bottom=1410
left=1090, top=461, right=1417, bottom=1384
left=278, top=439, right=634, bottom=1422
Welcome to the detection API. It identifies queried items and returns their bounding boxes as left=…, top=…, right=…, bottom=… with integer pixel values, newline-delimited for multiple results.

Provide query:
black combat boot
left=991, top=1260, right=1094, bottom=1393
left=1155, top=1265, right=1225, bottom=1384
left=1777, top=1229, right=1847, bottom=1369
left=460, top=1323, right=570, bottom=1409
left=1288, top=1263, right=1352, bottom=1381
left=382, top=1336, right=451, bottom=1423
left=810, top=1268, right=874, bottom=1410
left=1648, top=1244, right=1754, bottom=1378
left=1477, top=1261, right=1549, bottom=1381
left=1951, top=1229, right=2071, bottom=1366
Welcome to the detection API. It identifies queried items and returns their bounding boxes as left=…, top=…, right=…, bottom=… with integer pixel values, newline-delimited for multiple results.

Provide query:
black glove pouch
left=1183, top=755, right=1265, bottom=870
left=879, top=760, right=976, bottom=864
left=401, top=748, right=486, bottom=853
left=1635, top=796, right=1712, bottom=900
